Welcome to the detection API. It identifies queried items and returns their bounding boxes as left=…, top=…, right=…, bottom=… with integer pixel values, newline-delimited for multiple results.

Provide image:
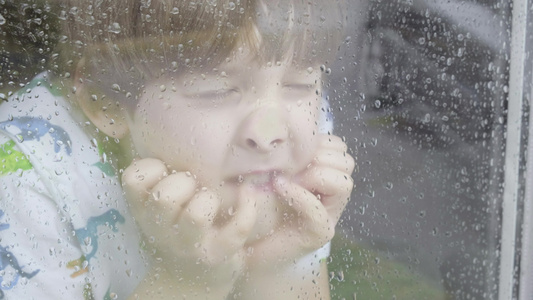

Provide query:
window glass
left=0, top=0, right=531, bottom=299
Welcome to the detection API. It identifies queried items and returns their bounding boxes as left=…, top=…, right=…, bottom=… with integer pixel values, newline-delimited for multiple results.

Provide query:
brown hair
left=58, top=0, right=344, bottom=106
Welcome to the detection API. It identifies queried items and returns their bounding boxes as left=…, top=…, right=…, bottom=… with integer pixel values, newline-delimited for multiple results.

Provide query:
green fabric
left=329, top=235, right=449, bottom=300
left=0, top=140, right=33, bottom=176
left=16, top=75, right=64, bottom=97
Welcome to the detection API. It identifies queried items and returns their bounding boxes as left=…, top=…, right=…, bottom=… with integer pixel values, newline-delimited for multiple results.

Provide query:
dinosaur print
left=0, top=210, right=40, bottom=299
left=0, top=116, right=72, bottom=155
left=68, top=209, right=126, bottom=278
left=0, top=140, right=33, bottom=176
left=74, top=209, right=126, bottom=262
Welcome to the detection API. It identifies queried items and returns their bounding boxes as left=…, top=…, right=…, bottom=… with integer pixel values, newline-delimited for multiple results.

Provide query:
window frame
left=502, top=0, right=532, bottom=298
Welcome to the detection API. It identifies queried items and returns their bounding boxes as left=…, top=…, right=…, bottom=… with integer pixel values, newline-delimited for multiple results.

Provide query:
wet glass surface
left=1, top=0, right=532, bottom=299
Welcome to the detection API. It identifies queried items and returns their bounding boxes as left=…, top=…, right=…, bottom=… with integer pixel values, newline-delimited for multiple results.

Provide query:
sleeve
left=0, top=135, right=90, bottom=299
left=291, top=242, right=331, bottom=274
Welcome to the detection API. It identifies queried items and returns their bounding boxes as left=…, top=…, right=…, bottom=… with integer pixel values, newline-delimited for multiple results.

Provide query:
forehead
left=181, top=47, right=322, bottom=80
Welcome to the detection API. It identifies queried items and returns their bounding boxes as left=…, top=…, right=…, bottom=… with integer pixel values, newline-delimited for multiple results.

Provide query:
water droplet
left=418, top=37, right=426, bottom=45
left=159, top=85, right=167, bottom=92
left=0, top=14, right=5, bottom=26
left=422, top=113, right=431, bottom=124
left=19, top=277, right=29, bottom=285
left=171, top=7, right=180, bottom=14
left=112, top=84, right=121, bottom=92
left=84, top=236, right=92, bottom=246
left=385, top=182, right=393, bottom=190
left=306, top=67, right=314, bottom=74
left=446, top=57, right=453, bottom=66
left=374, top=99, right=381, bottom=108
left=457, top=47, right=465, bottom=57
left=228, top=206, right=236, bottom=216
left=237, top=175, right=244, bottom=183
left=152, top=190, right=160, bottom=201
left=227, top=2, right=236, bottom=10
left=0, top=93, right=6, bottom=101
left=91, top=94, right=98, bottom=101
left=287, top=197, right=294, bottom=206
left=109, top=292, right=118, bottom=300
left=15, top=135, right=24, bottom=142
left=336, top=270, right=345, bottom=281
left=108, top=22, right=121, bottom=34
left=432, top=227, right=439, bottom=236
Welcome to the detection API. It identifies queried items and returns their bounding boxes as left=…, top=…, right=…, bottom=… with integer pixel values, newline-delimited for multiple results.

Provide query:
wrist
left=150, top=247, right=245, bottom=289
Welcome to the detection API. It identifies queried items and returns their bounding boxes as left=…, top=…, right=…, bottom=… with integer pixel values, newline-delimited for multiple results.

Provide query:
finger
left=207, top=183, right=257, bottom=261
left=122, top=158, right=168, bottom=198
left=311, top=147, right=355, bottom=174
left=151, top=172, right=197, bottom=225
left=183, top=188, right=221, bottom=228
left=273, top=177, right=333, bottom=241
left=318, top=134, right=349, bottom=152
left=298, top=167, right=353, bottom=199
left=231, top=183, right=258, bottom=241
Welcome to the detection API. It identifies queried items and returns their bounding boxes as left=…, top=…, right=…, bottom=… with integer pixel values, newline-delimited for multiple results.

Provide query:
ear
left=74, top=60, right=130, bottom=139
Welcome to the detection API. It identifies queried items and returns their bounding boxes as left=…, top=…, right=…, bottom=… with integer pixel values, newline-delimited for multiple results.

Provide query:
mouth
left=230, top=170, right=282, bottom=191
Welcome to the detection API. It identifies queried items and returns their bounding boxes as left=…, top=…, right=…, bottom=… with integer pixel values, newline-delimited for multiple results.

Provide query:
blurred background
left=328, top=0, right=513, bottom=299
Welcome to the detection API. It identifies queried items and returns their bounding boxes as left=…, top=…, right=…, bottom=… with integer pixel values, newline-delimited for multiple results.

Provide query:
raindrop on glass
left=108, top=22, right=122, bottom=34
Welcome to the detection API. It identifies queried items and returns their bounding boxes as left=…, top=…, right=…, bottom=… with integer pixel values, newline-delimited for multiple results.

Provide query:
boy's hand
left=122, top=158, right=257, bottom=285
left=246, top=134, right=355, bottom=268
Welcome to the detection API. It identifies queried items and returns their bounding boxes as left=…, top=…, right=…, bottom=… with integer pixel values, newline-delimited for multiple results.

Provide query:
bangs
left=65, top=0, right=344, bottom=107
left=252, top=1, right=344, bottom=67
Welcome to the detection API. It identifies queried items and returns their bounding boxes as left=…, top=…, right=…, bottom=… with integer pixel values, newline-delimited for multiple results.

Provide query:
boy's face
left=127, top=51, right=322, bottom=233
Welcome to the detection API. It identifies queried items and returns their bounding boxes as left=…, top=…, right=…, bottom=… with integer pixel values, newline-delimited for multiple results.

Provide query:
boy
left=1, top=0, right=354, bottom=298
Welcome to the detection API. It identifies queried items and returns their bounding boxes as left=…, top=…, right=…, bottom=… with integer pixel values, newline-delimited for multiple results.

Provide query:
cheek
left=288, top=106, right=321, bottom=160
left=290, top=104, right=320, bottom=137
left=179, top=115, right=235, bottom=172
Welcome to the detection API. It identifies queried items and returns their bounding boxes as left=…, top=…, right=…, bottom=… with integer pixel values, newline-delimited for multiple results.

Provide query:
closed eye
left=194, top=88, right=241, bottom=104
left=284, top=83, right=315, bottom=91
left=282, top=83, right=317, bottom=100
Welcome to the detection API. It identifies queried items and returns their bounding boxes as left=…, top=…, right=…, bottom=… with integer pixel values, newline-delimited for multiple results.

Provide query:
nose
left=239, top=105, right=288, bottom=152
